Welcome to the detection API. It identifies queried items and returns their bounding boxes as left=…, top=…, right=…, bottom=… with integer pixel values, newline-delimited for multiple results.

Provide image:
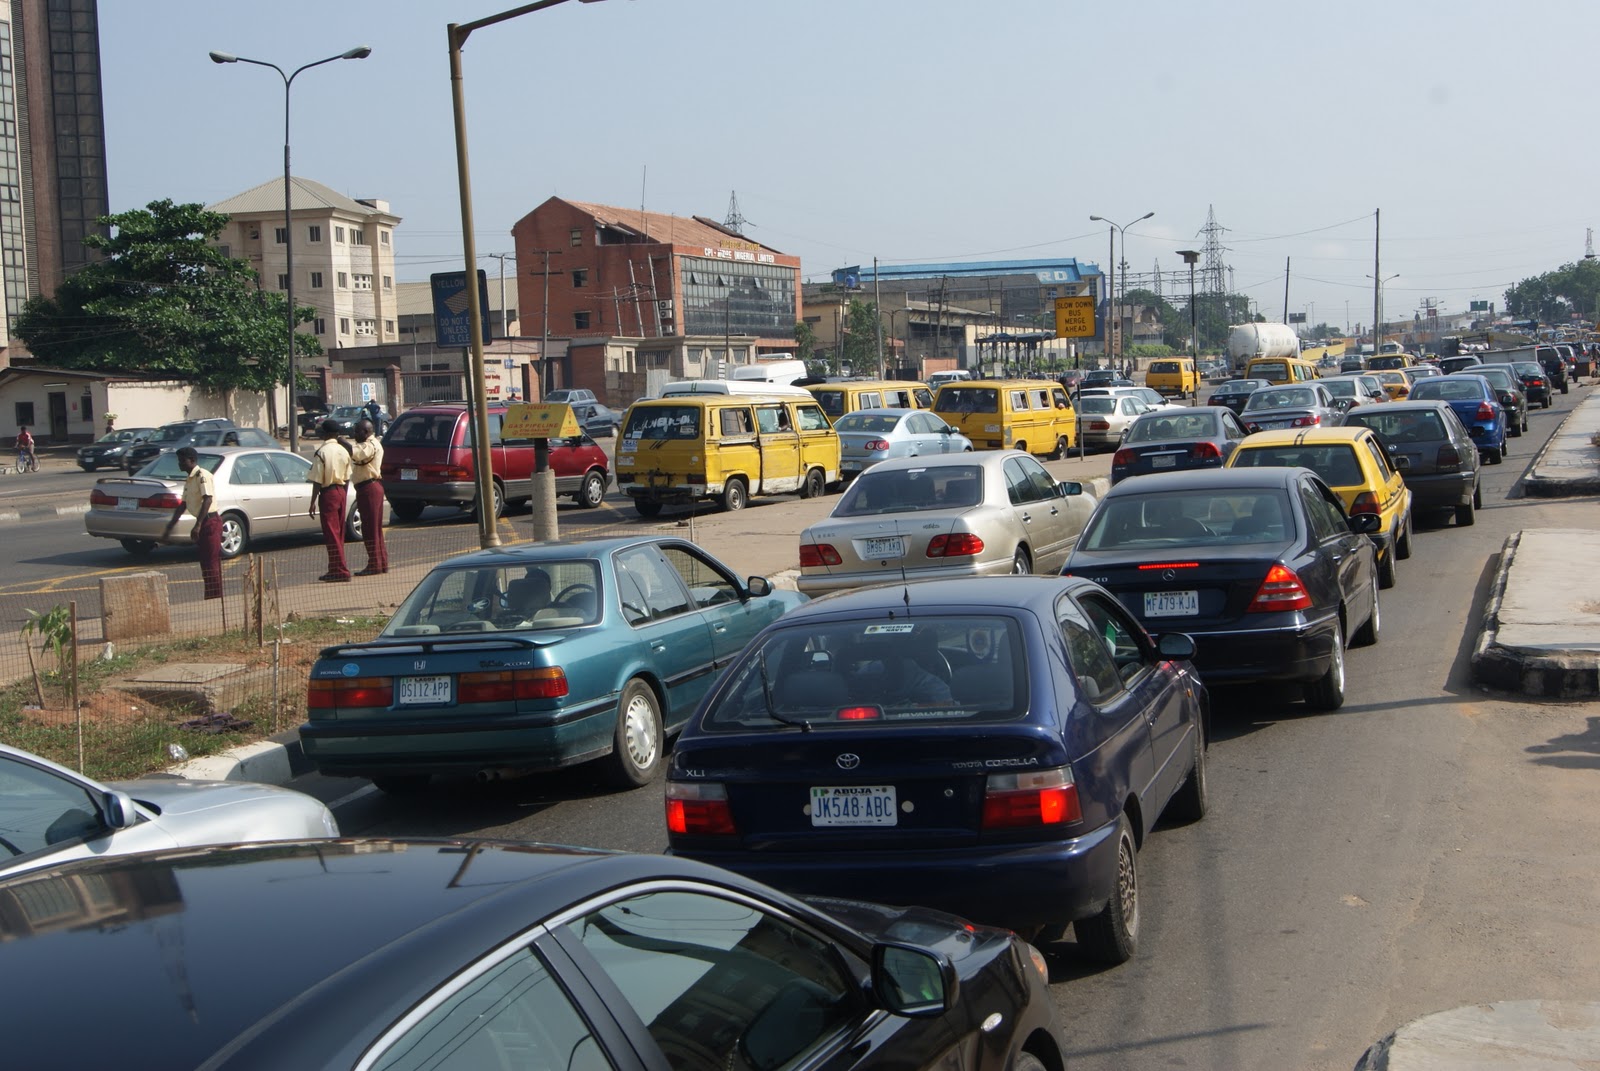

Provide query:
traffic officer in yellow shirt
left=163, top=446, right=223, bottom=599
left=345, top=419, right=387, bottom=575
left=308, top=419, right=353, bottom=582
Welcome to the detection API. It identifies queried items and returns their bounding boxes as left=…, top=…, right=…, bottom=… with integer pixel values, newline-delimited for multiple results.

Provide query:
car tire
left=1011, top=1053, right=1048, bottom=1071
left=635, top=499, right=663, bottom=518
left=1165, top=720, right=1208, bottom=824
left=1352, top=575, right=1381, bottom=647
left=798, top=467, right=825, bottom=499
left=218, top=512, right=249, bottom=560
left=79, top=462, right=94, bottom=471
left=1562, top=382, right=1570, bottom=394
left=120, top=538, right=156, bottom=557
left=1377, top=544, right=1396, bottom=589
left=575, top=469, right=606, bottom=509
left=372, top=775, right=429, bottom=795
left=1074, top=813, right=1139, bottom=965
left=1011, top=546, right=1032, bottom=575
left=389, top=500, right=425, bottom=522
left=1050, top=435, right=1069, bottom=460
left=1395, top=513, right=1412, bottom=560
left=470, top=480, right=506, bottom=520
left=721, top=477, right=748, bottom=512
left=1473, top=484, right=1482, bottom=508
left=1509, top=419, right=1521, bottom=438
left=607, top=679, right=663, bottom=788
left=1304, top=621, right=1346, bottom=711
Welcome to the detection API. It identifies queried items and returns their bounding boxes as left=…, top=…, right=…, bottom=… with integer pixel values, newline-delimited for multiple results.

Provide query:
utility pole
left=487, top=252, right=513, bottom=338
left=1372, top=208, right=1381, bottom=353
left=1282, top=257, right=1291, bottom=323
left=874, top=256, right=884, bottom=378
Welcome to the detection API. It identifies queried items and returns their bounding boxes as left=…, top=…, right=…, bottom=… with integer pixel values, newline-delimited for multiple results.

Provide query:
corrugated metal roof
left=208, top=176, right=397, bottom=218
left=852, top=258, right=1100, bottom=284
left=561, top=199, right=787, bottom=255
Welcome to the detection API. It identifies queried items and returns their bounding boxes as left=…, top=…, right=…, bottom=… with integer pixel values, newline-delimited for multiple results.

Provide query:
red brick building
left=511, top=198, right=801, bottom=405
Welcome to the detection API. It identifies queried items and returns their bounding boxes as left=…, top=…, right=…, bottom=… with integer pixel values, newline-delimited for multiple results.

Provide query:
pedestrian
left=163, top=446, right=223, bottom=600
left=307, top=419, right=353, bottom=582
left=104, top=413, right=115, bottom=436
left=363, top=396, right=382, bottom=431
left=345, top=418, right=387, bottom=576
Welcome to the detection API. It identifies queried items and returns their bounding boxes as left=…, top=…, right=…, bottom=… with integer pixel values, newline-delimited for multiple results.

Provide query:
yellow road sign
left=1054, top=295, right=1096, bottom=338
left=503, top=402, right=580, bottom=439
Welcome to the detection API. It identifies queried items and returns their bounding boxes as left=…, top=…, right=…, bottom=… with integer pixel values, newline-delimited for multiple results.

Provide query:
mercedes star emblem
left=1163, top=569, right=1176, bottom=581
left=836, top=753, right=861, bottom=770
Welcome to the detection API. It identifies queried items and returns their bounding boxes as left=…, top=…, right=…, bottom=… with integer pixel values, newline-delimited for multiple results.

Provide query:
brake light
left=666, top=782, right=737, bottom=836
left=1248, top=563, right=1312, bottom=612
left=89, top=489, right=117, bottom=506
left=1291, top=414, right=1321, bottom=427
left=799, top=543, right=842, bottom=567
left=443, top=466, right=472, bottom=480
left=1475, top=402, right=1495, bottom=422
left=1138, top=561, right=1199, bottom=571
left=837, top=705, right=882, bottom=720
left=982, top=768, right=1080, bottom=829
left=1349, top=491, right=1380, bottom=516
left=139, top=492, right=183, bottom=510
left=1089, top=420, right=1110, bottom=431
left=306, top=676, right=394, bottom=710
left=458, top=667, right=568, bottom=703
left=1529, top=378, right=1545, bottom=387
left=1190, top=441, right=1222, bottom=460
left=1246, top=423, right=1261, bottom=433
left=1112, top=448, right=1134, bottom=467
left=862, top=438, right=891, bottom=452
left=927, top=532, right=984, bottom=558
left=1436, top=445, right=1461, bottom=469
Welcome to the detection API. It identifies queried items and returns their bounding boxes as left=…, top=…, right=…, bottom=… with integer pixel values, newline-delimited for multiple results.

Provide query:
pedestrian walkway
left=1524, top=378, right=1600, bottom=496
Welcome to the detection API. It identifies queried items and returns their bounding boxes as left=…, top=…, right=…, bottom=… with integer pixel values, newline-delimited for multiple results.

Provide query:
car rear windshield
left=383, top=560, right=602, bottom=636
left=1249, top=361, right=1288, bottom=380
left=1232, top=443, right=1365, bottom=485
left=139, top=452, right=223, bottom=479
left=834, top=412, right=902, bottom=434
left=1244, top=387, right=1317, bottom=410
left=1219, top=380, right=1260, bottom=392
left=149, top=424, right=195, bottom=444
left=701, top=616, right=1028, bottom=730
left=622, top=406, right=701, bottom=441
left=1410, top=379, right=1483, bottom=401
left=834, top=464, right=982, bottom=515
left=1079, top=489, right=1296, bottom=548
left=1127, top=412, right=1218, bottom=442
left=1076, top=397, right=1115, bottom=414
left=933, top=387, right=998, bottom=414
left=1150, top=361, right=1182, bottom=373
left=1319, top=379, right=1358, bottom=398
left=1345, top=410, right=1447, bottom=442
left=388, top=411, right=464, bottom=447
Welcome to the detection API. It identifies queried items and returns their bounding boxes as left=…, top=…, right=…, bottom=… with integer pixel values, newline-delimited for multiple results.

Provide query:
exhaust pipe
left=475, top=766, right=531, bottom=784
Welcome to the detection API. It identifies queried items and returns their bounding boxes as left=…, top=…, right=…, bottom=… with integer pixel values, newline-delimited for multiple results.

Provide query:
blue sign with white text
left=431, top=270, right=492, bottom=347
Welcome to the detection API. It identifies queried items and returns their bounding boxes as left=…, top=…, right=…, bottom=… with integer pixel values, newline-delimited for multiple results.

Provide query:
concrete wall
left=105, top=382, right=271, bottom=433
left=2, top=377, right=106, bottom=440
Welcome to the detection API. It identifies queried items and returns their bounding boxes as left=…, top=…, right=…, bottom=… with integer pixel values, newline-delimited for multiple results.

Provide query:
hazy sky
left=102, top=0, right=1596, bottom=332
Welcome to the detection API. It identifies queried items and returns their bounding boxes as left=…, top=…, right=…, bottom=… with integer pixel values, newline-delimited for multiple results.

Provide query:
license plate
left=841, top=460, right=862, bottom=471
left=810, top=785, right=898, bottom=827
left=1144, top=590, right=1199, bottom=617
left=116, top=498, right=139, bottom=511
left=397, top=675, right=451, bottom=705
left=620, top=440, right=637, bottom=453
left=1152, top=455, right=1177, bottom=468
left=862, top=536, right=903, bottom=559
left=400, top=468, right=418, bottom=481
left=1258, top=421, right=1287, bottom=430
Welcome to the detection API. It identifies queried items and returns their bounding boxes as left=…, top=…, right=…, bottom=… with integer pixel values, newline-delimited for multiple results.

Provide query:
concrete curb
left=1523, top=387, right=1600, bottom=497
left=1470, top=531, right=1600, bottom=698
left=0, top=501, right=90, bottom=523
left=1354, top=1000, right=1600, bottom=1069
left=167, top=729, right=313, bottom=784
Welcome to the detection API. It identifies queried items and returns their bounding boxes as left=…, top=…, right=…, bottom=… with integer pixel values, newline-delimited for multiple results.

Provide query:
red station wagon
left=381, top=403, right=612, bottom=520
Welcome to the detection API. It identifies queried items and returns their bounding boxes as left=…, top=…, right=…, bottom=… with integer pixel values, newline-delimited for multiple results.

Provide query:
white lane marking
left=327, top=783, right=380, bottom=811
left=56, top=504, right=89, bottom=516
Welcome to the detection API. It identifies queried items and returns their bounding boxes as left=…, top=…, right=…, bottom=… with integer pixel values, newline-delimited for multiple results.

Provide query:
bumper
left=1402, top=471, right=1475, bottom=510
left=382, top=480, right=474, bottom=507
left=798, top=557, right=1016, bottom=595
left=674, top=816, right=1123, bottom=929
left=622, top=483, right=705, bottom=507
left=1184, top=613, right=1339, bottom=685
left=84, top=509, right=169, bottom=542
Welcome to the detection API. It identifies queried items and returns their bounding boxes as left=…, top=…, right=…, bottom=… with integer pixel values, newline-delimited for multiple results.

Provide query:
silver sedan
left=0, top=743, right=338, bottom=878
left=85, top=445, right=362, bottom=560
left=797, top=450, right=1097, bottom=594
left=835, top=407, right=973, bottom=478
left=1075, top=393, right=1151, bottom=450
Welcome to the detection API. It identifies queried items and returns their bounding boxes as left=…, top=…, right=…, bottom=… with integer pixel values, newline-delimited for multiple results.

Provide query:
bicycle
left=15, top=449, right=38, bottom=474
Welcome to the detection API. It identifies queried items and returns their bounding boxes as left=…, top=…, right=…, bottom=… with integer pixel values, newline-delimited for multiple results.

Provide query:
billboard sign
left=1054, top=295, right=1096, bottom=338
left=431, top=270, right=492, bottom=347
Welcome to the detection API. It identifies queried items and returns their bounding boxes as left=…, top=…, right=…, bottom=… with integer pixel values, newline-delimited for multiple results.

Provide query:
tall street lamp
left=1089, top=211, right=1153, bottom=368
left=1176, top=249, right=1201, bottom=366
left=1368, top=272, right=1399, bottom=353
left=210, top=45, right=372, bottom=453
left=450, top=0, right=609, bottom=550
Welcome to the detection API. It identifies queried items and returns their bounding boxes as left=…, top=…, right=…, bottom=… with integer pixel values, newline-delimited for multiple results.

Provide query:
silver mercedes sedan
left=797, top=450, right=1097, bottom=595
left=835, top=407, right=974, bottom=479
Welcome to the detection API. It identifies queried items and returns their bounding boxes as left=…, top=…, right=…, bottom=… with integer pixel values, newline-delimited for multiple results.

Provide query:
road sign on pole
left=1054, top=295, right=1096, bottom=338
left=431, top=270, right=492, bottom=347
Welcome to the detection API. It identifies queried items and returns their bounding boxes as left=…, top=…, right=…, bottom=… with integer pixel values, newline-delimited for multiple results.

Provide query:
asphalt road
left=270, top=383, right=1599, bottom=1070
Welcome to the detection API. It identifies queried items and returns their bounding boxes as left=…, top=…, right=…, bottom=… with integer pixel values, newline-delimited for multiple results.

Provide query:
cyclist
left=15, top=425, right=36, bottom=472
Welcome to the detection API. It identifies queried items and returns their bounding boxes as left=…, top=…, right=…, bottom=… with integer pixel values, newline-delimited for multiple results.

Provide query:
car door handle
left=650, top=642, right=666, bottom=653
left=1020, top=513, right=1033, bottom=523
left=712, top=623, right=727, bottom=634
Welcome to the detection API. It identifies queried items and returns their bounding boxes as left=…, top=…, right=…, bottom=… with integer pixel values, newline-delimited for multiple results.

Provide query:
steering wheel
left=552, top=582, right=597, bottom=609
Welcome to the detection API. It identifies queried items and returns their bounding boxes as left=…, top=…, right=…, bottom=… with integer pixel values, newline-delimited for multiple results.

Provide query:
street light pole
left=1177, top=249, right=1201, bottom=368
left=209, top=46, right=371, bottom=454
left=1089, top=211, right=1153, bottom=370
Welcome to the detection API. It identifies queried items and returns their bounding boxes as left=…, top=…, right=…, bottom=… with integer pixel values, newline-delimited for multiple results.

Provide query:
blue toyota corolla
left=1408, top=374, right=1508, bottom=464
left=299, top=537, right=805, bottom=793
left=665, top=575, right=1208, bottom=964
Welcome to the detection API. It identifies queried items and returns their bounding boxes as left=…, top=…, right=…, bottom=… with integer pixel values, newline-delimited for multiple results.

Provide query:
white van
left=729, top=358, right=808, bottom=386
left=928, top=369, right=973, bottom=388
left=658, top=379, right=814, bottom=399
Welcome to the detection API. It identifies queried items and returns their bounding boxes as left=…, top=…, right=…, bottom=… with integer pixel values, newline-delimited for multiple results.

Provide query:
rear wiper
left=757, top=651, right=811, bottom=732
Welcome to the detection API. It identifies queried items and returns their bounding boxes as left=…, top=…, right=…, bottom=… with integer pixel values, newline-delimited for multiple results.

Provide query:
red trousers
left=318, top=485, right=351, bottom=579
left=195, top=514, right=223, bottom=600
left=354, top=479, right=388, bottom=573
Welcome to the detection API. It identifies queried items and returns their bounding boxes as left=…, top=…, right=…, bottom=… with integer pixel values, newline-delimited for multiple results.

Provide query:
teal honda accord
left=299, top=536, right=806, bottom=794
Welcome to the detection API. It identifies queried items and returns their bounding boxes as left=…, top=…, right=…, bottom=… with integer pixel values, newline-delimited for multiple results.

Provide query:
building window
left=680, top=255, right=799, bottom=339
left=574, top=311, right=590, bottom=330
left=218, top=244, right=230, bottom=259
left=569, top=228, right=582, bottom=247
left=571, top=269, right=588, bottom=288
left=277, top=273, right=289, bottom=290
left=353, top=273, right=373, bottom=291
left=314, top=318, right=326, bottom=334
left=310, top=271, right=324, bottom=289
left=339, top=317, right=350, bottom=335
left=382, top=275, right=392, bottom=290
left=351, top=228, right=366, bottom=245
left=307, top=225, right=322, bottom=243
left=274, top=226, right=287, bottom=244
left=335, top=226, right=346, bottom=243
left=380, top=230, right=390, bottom=247
left=384, top=319, right=395, bottom=334
left=14, top=401, right=33, bottom=427
left=337, top=271, right=349, bottom=288
left=355, top=318, right=376, bottom=337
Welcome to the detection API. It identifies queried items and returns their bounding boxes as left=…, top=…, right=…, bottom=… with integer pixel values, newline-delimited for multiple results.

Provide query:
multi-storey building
left=208, top=176, right=401, bottom=354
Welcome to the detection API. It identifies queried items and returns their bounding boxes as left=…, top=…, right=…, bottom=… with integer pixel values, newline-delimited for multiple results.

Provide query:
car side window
left=719, top=408, right=755, bottom=437
left=266, top=452, right=312, bottom=483
left=1002, top=457, right=1040, bottom=505
left=661, top=545, right=739, bottom=608
left=371, top=947, right=614, bottom=1071
left=1364, top=437, right=1394, bottom=479
left=1017, top=455, right=1058, bottom=500
left=1077, top=592, right=1151, bottom=685
left=860, top=392, right=882, bottom=409
left=795, top=404, right=829, bottom=432
left=0, top=753, right=106, bottom=857
left=1052, top=387, right=1071, bottom=409
left=565, top=889, right=861, bottom=1071
left=1009, top=390, right=1029, bottom=410
left=614, top=547, right=692, bottom=623
left=1056, top=595, right=1124, bottom=704
left=1297, top=483, right=1341, bottom=541
left=229, top=453, right=276, bottom=486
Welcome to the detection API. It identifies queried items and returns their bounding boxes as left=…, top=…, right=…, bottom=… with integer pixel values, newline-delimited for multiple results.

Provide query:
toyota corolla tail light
left=981, top=768, right=1081, bottom=829
left=666, top=782, right=737, bottom=836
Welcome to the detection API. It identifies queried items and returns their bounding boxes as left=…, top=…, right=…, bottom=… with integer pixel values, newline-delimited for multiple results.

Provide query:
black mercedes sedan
left=0, top=839, right=1068, bottom=1071
left=1063, top=467, right=1381, bottom=711
left=1207, top=378, right=1269, bottom=414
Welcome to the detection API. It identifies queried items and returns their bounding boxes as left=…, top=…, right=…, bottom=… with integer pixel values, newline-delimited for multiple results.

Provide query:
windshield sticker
left=863, top=623, right=915, bottom=635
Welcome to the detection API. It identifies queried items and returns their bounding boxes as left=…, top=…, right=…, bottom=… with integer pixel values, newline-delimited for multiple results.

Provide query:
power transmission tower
left=1586, top=227, right=1595, bottom=260
left=1199, top=204, right=1229, bottom=301
left=724, top=191, right=749, bottom=235
left=1153, top=259, right=1162, bottom=301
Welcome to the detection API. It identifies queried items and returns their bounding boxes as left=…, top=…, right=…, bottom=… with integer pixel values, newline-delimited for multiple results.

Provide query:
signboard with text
left=1054, top=295, right=1096, bottom=338
left=503, top=403, right=580, bottom=440
left=430, top=269, right=492, bottom=347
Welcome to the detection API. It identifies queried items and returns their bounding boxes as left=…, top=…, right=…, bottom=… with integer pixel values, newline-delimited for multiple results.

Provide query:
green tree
left=1504, top=260, right=1600, bottom=324
left=793, top=320, right=818, bottom=367
left=841, top=298, right=881, bottom=374
left=12, top=199, right=321, bottom=404
left=1123, top=288, right=1184, bottom=348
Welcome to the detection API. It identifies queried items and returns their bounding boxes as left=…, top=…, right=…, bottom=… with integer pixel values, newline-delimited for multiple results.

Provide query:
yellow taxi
left=1373, top=369, right=1411, bottom=401
left=1225, top=425, right=1413, bottom=589
left=930, top=379, right=1077, bottom=459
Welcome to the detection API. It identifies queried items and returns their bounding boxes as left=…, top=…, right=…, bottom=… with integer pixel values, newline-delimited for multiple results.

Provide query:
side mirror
left=871, top=943, right=958, bottom=1018
left=1349, top=513, right=1382, bottom=534
left=102, top=789, right=139, bottom=830
left=940, top=424, right=953, bottom=434
left=1058, top=480, right=1083, bottom=497
left=1156, top=632, right=1196, bottom=660
left=745, top=575, right=772, bottom=598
